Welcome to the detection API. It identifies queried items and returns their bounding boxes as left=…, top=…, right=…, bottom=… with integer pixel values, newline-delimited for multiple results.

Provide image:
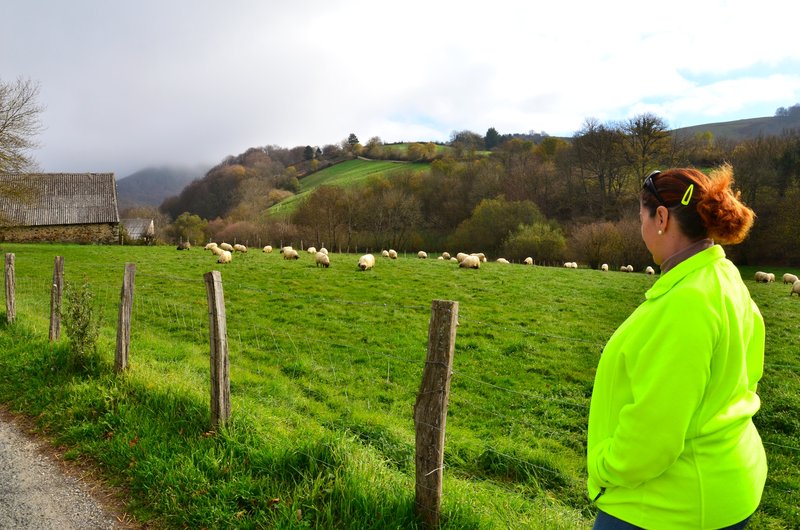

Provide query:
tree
left=168, top=212, right=208, bottom=244
left=484, top=127, right=501, bottom=150
left=347, top=133, right=359, bottom=146
left=0, top=77, right=44, bottom=172
left=303, top=145, right=315, bottom=160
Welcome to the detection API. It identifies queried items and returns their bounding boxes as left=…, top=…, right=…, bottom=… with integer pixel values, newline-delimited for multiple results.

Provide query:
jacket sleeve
left=588, top=287, right=717, bottom=489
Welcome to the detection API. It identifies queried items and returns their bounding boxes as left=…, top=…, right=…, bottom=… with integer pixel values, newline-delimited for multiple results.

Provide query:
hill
left=116, top=165, right=208, bottom=210
left=672, top=112, right=800, bottom=142
left=269, top=158, right=430, bottom=216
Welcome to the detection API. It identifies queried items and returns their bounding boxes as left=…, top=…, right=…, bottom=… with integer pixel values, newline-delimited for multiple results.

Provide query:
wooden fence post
left=204, top=270, right=231, bottom=430
left=49, top=256, right=64, bottom=341
left=414, top=299, right=459, bottom=529
left=4, top=253, right=14, bottom=324
left=115, top=263, right=136, bottom=372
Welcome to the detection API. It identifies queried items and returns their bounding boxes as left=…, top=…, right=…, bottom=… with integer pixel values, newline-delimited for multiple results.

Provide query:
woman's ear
left=656, top=205, right=669, bottom=231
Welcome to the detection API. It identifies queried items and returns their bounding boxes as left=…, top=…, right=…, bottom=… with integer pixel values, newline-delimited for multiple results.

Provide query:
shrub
left=502, top=222, right=566, bottom=263
left=61, top=279, right=102, bottom=374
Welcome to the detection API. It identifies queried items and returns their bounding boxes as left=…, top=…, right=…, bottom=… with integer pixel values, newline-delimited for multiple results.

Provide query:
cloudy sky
left=3, top=0, right=800, bottom=178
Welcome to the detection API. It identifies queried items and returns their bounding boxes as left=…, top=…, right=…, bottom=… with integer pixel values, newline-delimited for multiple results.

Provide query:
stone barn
left=120, top=218, right=155, bottom=244
left=0, top=173, right=120, bottom=244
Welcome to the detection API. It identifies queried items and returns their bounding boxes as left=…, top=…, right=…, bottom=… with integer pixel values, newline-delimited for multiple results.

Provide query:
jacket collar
left=645, top=245, right=725, bottom=300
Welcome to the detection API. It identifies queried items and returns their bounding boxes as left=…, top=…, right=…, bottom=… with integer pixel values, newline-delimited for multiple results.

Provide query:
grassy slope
left=270, top=159, right=430, bottom=217
left=0, top=243, right=797, bottom=529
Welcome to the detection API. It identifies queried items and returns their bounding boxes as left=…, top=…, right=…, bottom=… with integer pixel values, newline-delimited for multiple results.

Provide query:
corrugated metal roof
left=121, top=218, right=154, bottom=238
left=0, top=173, right=120, bottom=226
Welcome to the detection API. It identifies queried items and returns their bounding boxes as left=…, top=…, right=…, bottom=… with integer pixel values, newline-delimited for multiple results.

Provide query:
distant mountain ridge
left=672, top=112, right=800, bottom=142
left=116, top=165, right=208, bottom=210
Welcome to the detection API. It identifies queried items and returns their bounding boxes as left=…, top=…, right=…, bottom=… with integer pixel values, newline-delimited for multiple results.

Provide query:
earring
left=658, top=230, right=663, bottom=235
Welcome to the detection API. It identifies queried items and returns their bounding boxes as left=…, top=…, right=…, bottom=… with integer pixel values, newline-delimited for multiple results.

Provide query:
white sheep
left=233, top=244, right=248, bottom=253
left=471, top=253, right=487, bottom=263
left=456, top=252, right=469, bottom=263
left=217, top=250, right=232, bottom=264
left=262, top=245, right=273, bottom=253
left=307, top=246, right=317, bottom=254
left=204, top=242, right=218, bottom=250
left=754, top=271, right=769, bottom=282
left=645, top=266, right=655, bottom=275
left=211, top=246, right=225, bottom=256
left=437, top=256, right=444, bottom=260
left=627, top=265, right=634, bottom=272
left=523, top=257, right=533, bottom=265
left=442, top=252, right=451, bottom=260
left=791, top=279, right=800, bottom=297
left=388, top=249, right=397, bottom=259
left=767, top=273, right=776, bottom=283
left=459, top=255, right=481, bottom=269
left=280, top=245, right=293, bottom=254
left=601, top=263, right=608, bottom=272
left=315, top=251, right=330, bottom=268
left=358, top=254, right=375, bottom=271
left=450, top=257, right=458, bottom=262
left=784, top=273, right=799, bottom=285
left=496, top=258, right=510, bottom=264
left=219, top=242, right=233, bottom=252
left=319, top=247, right=328, bottom=255
left=381, top=250, right=390, bottom=258
left=283, top=248, right=300, bottom=260
left=418, top=251, right=428, bottom=259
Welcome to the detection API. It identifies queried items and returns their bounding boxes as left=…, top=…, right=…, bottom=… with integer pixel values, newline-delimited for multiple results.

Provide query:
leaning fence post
left=114, top=263, right=136, bottom=372
left=204, top=270, right=231, bottom=430
left=414, top=299, right=459, bottom=529
left=4, top=253, right=14, bottom=324
left=49, top=256, right=64, bottom=341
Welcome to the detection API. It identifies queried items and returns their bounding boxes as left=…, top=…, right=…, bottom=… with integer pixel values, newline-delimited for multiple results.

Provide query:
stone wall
left=0, top=223, right=119, bottom=244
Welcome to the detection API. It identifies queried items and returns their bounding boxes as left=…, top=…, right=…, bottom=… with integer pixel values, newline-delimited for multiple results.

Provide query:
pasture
left=0, top=243, right=797, bottom=529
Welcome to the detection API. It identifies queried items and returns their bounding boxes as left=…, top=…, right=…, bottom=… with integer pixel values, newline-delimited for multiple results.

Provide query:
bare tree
left=0, top=77, right=44, bottom=173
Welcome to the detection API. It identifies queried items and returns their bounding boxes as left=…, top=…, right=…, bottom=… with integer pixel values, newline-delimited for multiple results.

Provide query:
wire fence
left=2, top=253, right=798, bottom=527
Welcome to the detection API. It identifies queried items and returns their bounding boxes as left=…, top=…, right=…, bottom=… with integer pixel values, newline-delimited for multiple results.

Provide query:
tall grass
left=0, top=243, right=797, bottom=528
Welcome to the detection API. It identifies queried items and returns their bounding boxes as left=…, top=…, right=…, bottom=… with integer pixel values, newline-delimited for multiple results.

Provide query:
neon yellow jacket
left=587, top=245, right=767, bottom=529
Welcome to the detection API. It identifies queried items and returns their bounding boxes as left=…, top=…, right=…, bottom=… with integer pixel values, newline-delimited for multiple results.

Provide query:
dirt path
left=0, top=408, right=138, bottom=529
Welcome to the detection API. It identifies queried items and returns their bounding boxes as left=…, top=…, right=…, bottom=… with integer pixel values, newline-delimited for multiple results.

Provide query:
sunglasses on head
left=643, top=170, right=666, bottom=205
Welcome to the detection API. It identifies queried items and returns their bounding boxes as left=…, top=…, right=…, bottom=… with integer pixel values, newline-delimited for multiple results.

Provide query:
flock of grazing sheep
left=756, top=271, right=800, bottom=297
left=185, top=241, right=800, bottom=296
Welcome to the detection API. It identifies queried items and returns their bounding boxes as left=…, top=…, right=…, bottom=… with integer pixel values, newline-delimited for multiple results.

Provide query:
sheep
left=456, top=252, right=469, bottom=263
left=204, top=242, right=218, bottom=250
left=388, top=249, right=397, bottom=259
left=418, top=251, right=428, bottom=259
left=442, top=252, right=451, bottom=260
left=211, top=246, right=225, bottom=256
left=233, top=244, right=248, bottom=253
left=471, top=253, right=487, bottom=263
left=437, top=256, right=444, bottom=260
left=459, top=255, right=481, bottom=269
left=358, top=254, right=375, bottom=271
left=645, top=266, right=655, bottom=275
left=262, top=245, right=273, bottom=253
left=450, top=257, right=458, bottom=262
left=217, top=250, right=232, bottom=264
left=754, top=271, right=769, bottom=282
left=601, top=263, right=609, bottom=272
left=791, top=279, right=800, bottom=297
left=307, top=246, right=317, bottom=254
left=176, top=241, right=191, bottom=250
left=319, top=247, right=328, bottom=255
left=767, top=273, right=776, bottom=283
left=283, top=248, right=300, bottom=260
left=315, top=251, right=330, bottom=268
left=627, top=265, right=634, bottom=272
left=523, top=257, right=533, bottom=265
left=219, top=242, right=233, bottom=252
left=496, top=258, right=510, bottom=264
left=381, top=250, right=390, bottom=258
left=621, top=265, right=634, bottom=273
left=564, top=262, right=578, bottom=269
left=280, top=245, right=293, bottom=254
left=784, top=273, right=799, bottom=285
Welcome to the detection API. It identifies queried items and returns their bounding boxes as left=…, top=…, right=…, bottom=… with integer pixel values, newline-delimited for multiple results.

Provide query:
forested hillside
left=157, top=109, right=800, bottom=267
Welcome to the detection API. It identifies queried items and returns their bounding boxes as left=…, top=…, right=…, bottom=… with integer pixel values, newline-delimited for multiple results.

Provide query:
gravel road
left=0, top=410, right=134, bottom=529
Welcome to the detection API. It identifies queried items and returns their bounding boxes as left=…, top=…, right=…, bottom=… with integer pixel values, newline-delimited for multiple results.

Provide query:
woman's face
left=640, top=202, right=663, bottom=264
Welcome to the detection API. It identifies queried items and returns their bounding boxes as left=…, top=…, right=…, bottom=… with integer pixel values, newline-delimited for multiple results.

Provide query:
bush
left=61, top=280, right=102, bottom=374
left=502, top=222, right=566, bottom=263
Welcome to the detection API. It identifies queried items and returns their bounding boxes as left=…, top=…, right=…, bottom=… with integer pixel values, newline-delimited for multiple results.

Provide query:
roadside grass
left=0, top=243, right=797, bottom=528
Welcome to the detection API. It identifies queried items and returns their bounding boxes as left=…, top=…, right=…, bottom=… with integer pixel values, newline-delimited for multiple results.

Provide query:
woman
left=587, top=165, right=767, bottom=529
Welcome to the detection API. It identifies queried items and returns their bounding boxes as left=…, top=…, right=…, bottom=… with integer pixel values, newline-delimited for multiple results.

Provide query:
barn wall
left=0, top=223, right=119, bottom=244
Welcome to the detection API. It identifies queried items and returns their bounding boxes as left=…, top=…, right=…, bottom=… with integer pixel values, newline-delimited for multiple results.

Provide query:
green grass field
left=0, top=243, right=798, bottom=528
left=270, top=159, right=430, bottom=216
